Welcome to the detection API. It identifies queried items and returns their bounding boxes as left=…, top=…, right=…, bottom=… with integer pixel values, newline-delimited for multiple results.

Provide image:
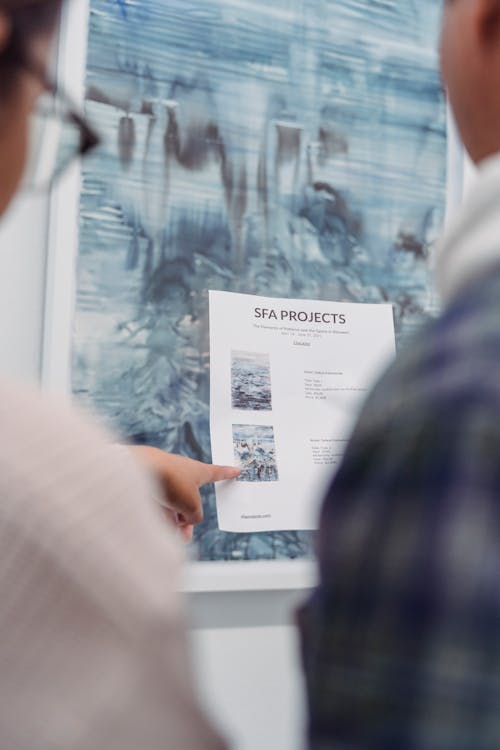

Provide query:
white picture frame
left=41, top=0, right=89, bottom=399
left=41, top=0, right=466, bottom=594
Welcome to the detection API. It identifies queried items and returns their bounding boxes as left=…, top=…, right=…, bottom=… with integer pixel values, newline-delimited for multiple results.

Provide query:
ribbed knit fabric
left=0, top=380, right=226, bottom=749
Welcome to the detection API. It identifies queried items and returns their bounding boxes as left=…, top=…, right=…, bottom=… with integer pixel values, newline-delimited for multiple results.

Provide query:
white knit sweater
left=0, top=380, right=226, bottom=749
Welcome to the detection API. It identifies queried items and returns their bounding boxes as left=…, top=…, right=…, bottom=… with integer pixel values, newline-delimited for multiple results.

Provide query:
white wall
left=0, top=192, right=309, bottom=750
left=0, top=192, right=50, bottom=383
left=188, top=591, right=307, bottom=750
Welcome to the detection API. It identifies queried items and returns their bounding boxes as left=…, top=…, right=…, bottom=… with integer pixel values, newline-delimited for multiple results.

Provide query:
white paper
left=209, top=291, right=395, bottom=532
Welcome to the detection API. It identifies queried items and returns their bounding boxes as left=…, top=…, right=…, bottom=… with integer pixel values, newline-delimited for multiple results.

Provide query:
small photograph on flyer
left=231, top=351, right=272, bottom=411
left=232, top=424, right=279, bottom=482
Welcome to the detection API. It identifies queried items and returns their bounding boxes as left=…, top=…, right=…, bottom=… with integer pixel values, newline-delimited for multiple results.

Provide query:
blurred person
left=299, top=1, right=500, bottom=748
left=0, top=0, right=238, bottom=747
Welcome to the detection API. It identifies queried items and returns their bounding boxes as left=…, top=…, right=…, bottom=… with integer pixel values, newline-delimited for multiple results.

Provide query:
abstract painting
left=72, top=0, right=447, bottom=561
left=233, top=424, right=279, bottom=483
left=231, top=352, right=272, bottom=412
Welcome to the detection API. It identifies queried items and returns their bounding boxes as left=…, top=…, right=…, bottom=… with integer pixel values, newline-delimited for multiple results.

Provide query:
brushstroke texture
left=72, top=0, right=446, bottom=561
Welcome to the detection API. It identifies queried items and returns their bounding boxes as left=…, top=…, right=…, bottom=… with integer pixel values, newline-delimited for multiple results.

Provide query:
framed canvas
left=42, top=0, right=464, bottom=592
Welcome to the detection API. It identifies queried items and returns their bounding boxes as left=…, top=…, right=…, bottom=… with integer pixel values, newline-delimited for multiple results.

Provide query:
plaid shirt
left=299, top=269, right=500, bottom=750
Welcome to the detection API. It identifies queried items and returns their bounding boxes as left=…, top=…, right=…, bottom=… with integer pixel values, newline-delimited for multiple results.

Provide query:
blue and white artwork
left=233, top=424, right=279, bottom=483
left=231, top=351, right=272, bottom=411
left=73, top=0, right=447, bottom=561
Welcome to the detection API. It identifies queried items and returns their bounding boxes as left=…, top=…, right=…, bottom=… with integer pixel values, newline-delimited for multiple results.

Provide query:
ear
left=474, top=0, right=500, bottom=48
left=0, top=13, right=11, bottom=54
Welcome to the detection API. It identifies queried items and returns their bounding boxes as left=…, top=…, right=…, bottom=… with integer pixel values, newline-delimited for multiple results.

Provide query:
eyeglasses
left=20, top=60, right=101, bottom=191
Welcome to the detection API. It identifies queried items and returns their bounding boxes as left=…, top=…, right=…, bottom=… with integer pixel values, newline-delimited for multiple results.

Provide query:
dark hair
left=0, top=0, right=63, bottom=96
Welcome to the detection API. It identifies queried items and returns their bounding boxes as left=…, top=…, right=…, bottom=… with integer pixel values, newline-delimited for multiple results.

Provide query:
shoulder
left=358, top=275, right=500, bottom=438
left=0, top=381, right=184, bottom=625
left=321, top=277, right=500, bottom=526
left=0, top=379, right=145, bottom=504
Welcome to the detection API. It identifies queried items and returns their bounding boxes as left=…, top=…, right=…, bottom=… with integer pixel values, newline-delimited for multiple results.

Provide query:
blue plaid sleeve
left=299, top=348, right=500, bottom=750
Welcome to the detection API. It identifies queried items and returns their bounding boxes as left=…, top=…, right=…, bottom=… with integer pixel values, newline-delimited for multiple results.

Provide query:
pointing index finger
left=201, top=464, right=240, bottom=485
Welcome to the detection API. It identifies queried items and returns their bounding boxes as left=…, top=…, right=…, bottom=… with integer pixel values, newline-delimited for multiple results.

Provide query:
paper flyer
left=209, top=290, right=395, bottom=532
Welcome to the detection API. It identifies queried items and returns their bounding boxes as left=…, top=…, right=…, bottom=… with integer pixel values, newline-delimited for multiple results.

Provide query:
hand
left=129, top=446, right=240, bottom=541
